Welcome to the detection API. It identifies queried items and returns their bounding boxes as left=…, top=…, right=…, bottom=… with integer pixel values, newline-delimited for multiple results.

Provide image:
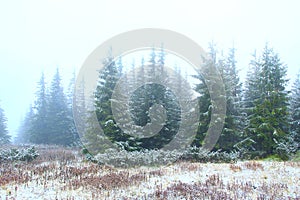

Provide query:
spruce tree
left=30, top=72, right=49, bottom=144
left=47, top=68, right=75, bottom=145
left=290, top=71, right=300, bottom=150
left=66, top=70, right=80, bottom=145
left=73, top=77, right=87, bottom=143
left=245, top=45, right=290, bottom=158
left=192, top=45, right=241, bottom=152
left=127, top=49, right=184, bottom=150
left=215, top=47, right=243, bottom=152
left=243, top=51, right=261, bottom=113
left=192, top=43, right=227, bottom=150
left=96, top=56, right=123, bottom=140
left=192, top=57, right=214, bottom=147
left=0, top=103, right=10, bottom=144
left=16, top=105, right=34, bottom=144
left=238, top=52, right=262, bottom=154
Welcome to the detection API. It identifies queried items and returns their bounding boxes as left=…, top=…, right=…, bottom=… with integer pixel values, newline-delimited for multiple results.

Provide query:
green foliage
left=192, top=63, right=212, bottom=147
left=291, top=151, right=300, bottom=162
left=17, top=44, right=298, bottom=161
left=81, top=148, right=98, bottom=163
left=261, top=154, right=283, bottom=161
left=86, top=49, right=183, bottom=152
left=245, top=45, right=291, bottom=158
left=215, top=47, right=244, bottom=152
left=193, top=44, right=243, bottom=152
left=130, top=83, right=181, bottom=149
left=85, top=55, right=127, bottom=151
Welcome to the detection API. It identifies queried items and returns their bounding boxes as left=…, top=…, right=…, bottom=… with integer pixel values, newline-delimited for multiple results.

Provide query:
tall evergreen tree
left=192, top=44, right=241, bottom=152
left=192, top=44, right=216, bottom=147
left=16, top=105, right=34, bottom=144
left=243, top=51, right=261, bottom=113
left=290, top=71, right=300, bottom=150
left=192, top=43, right=227, bottom=150
left=214, top=47, right=243, bottom=152
left=127, top=49, right=184, bottom=150
left=83, top=54, right=125, bottom=152
left=30, top=72, right=49, bottom=144
left=73, top=77, right=87, bottom=143
left=245, top=45, right=290, bottom=158
left=0, top=103, right=10, bottom=144
left=47, top=68, right=76, bottom=145
left=66, top=70, right=80, bottom=145
left=237, top=52, right=262, bottom=154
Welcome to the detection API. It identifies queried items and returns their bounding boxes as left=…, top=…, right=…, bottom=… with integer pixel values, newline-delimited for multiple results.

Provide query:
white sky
left=0, top=0, right=299, bottom=139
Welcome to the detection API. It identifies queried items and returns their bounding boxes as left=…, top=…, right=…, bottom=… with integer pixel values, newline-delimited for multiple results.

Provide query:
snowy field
left=0, top=146, right=299, bottom=200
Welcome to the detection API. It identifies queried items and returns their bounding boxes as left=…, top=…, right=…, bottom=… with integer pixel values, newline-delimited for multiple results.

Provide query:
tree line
left=1, top=43, right=299, bottom=160
left=82, top=44, right=300, bottom=160
left=15, top=68, right=79, bottom=146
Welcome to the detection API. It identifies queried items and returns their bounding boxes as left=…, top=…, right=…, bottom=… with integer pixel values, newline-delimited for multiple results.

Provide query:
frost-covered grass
left=0, top=146, right=299, bottom=199
left=89, top=147, right=241, bottom=167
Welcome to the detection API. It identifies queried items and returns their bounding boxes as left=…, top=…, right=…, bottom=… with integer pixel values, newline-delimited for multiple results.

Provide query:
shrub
left=0, top=146, right=39, bottom=162
left=291, top=151, right=300, bottom=162
left=262, top=154, right=283, bottom=162
left=94, top=148, right=181, bottom=167
left=87, top=146, right=241, bottom=167
left=180, top=146, right=240, bottom=163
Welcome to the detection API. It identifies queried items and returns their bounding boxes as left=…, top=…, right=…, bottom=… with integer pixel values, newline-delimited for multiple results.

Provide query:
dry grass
left=0, top=146, right=299, bottom=199
left=243, top=161, right=264, bottom=171
left=229, top=164, right=242, bottom=172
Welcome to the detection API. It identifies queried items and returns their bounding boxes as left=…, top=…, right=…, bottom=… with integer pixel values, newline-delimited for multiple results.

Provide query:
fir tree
left=73, top=76, right=87, bottom=143
left=66, top=70, right=80, bottom=145
left=237, top=52, right=262, bottom=155
left=192, top=43, right=227, bottom=150
left=192, top=44, right=241, bottom=152
left=128, top=49, right=183, bottom=150
left=0, top=103, right=10, bottom=144
left=245, top=45, right=290, bottom=158
left=30, top=72, right=49, bottom=144
left=16, top=105, right=34, bottom=144
left=95, top=56, right=123, bottom=140
left=290, top=71, right=300, bottom=150
left=215, top=47, right=243, bottom=152
left=47, top=68, right=75, bottom=145
left=243, top=51, right=261, bottom=113
left=192, top=61, right=213, bottom=147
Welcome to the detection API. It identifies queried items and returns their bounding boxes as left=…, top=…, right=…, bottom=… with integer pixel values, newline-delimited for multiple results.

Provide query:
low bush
left=181, top=146, right=240, bottom=163
left=261, top=154, right=283, bottom=162
left=0, top=146, right=39, bottom=162
left=291, top=151, right=300, bottom=162
left=94, top=148, right=181, bottom=167
left=88, top=146, right=241, bottom=167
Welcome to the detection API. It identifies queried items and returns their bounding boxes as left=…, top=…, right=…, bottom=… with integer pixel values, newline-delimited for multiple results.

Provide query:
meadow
left=0, top=145, right=299, bottom=200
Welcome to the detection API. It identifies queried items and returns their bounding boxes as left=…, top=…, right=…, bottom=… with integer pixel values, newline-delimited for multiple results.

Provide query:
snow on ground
left=1, top=160, right=299, bottom=199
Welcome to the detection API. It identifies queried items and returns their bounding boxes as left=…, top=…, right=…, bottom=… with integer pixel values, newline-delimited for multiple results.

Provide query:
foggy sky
left=0, top=0, right=299, bottom=139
